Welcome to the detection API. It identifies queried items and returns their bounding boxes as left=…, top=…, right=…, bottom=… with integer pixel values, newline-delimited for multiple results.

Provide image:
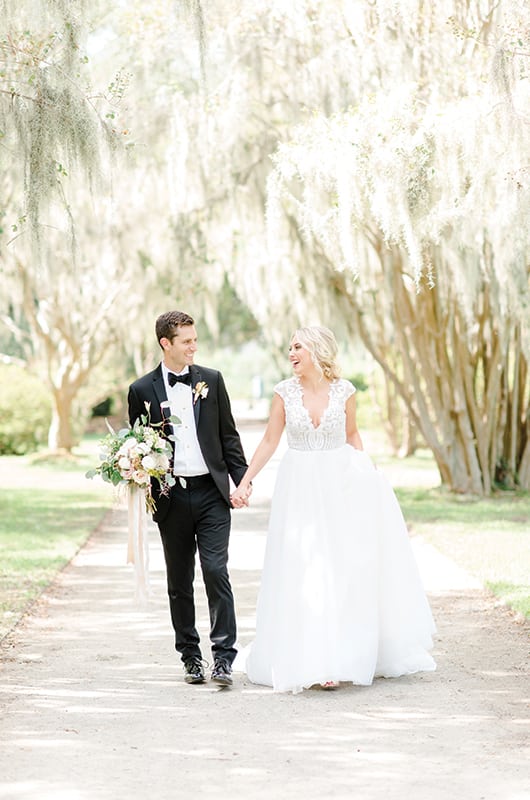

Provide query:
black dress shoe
left=211, top=658, right=233, bottom=686
left=183, top=657, right=206, bottom=684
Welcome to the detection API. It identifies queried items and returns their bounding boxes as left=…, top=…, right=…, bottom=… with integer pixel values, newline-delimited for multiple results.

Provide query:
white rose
left=118, top=456, right=131, bottom=470
left=141, top=455, right=156, bottom=471
left=154, top=454, right=170, bottom=472
left=118, top=437, right=137, bottom=456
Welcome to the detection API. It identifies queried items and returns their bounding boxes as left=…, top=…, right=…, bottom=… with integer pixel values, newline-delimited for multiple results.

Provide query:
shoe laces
left=185, top=657, right=208, bottom=673
left=213, top=657, right=231, bottom=673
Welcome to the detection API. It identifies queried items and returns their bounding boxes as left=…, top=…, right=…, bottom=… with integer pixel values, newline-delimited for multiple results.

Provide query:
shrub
left=91, top=396, right=114, bottom=417
left=0, top=364, right=52, bottom=454
left=347, top=372, right=368, bottom=392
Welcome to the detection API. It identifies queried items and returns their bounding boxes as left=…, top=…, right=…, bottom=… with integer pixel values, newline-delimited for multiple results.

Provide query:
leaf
left=85, top=469, right=97, bottom=479
left=169, top=415, right=181, bottom=424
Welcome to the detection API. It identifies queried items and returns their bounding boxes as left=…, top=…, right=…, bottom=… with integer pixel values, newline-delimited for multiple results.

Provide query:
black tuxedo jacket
left=128, top=363, right=248, bottom=520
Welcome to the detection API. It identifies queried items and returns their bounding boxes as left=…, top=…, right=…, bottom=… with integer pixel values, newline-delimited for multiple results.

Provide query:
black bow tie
left=168, top=372, right=191, bottom=387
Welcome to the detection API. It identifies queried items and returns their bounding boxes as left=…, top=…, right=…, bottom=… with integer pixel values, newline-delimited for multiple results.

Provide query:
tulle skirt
left=243, top=445, right=436, bottom=693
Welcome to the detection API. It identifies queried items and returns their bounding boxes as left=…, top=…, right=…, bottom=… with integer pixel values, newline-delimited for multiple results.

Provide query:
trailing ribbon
left=126, top=485, right=151, bottom=605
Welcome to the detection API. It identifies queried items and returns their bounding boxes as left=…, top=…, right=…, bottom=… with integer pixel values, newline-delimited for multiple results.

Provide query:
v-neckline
left=296, top=377, right=334, bottom=430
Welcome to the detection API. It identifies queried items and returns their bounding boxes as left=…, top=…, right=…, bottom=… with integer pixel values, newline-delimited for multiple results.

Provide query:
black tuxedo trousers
left=158, top=474, right=236, bottom=664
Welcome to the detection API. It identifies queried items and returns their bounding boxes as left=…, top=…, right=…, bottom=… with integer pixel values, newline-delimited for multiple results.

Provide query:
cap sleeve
left=273, top=378, right=291, bottom=400
left=342, top=379, right=357, bottom=399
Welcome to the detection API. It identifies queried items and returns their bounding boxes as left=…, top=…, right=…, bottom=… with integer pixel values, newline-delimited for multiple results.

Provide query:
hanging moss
left=1, top=0, right=114, bottom=248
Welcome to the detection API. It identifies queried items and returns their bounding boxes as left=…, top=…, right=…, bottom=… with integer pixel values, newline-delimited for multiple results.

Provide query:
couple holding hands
left=128, top=310, right=435, bottom=694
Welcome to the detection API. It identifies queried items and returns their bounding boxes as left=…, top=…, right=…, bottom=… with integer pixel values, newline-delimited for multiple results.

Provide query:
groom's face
left=162, top=324, right=198, bottom=372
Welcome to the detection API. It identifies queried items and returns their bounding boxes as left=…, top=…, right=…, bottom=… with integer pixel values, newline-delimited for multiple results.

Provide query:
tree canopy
left=1, top=0, right=528, bottom=492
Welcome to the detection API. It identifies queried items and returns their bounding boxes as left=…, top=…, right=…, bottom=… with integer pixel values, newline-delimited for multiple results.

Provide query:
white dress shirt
left=162, top=365, right=209, bottom=476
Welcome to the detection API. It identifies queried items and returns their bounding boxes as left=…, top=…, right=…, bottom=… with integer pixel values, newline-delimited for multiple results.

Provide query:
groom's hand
left=231, top=482, right=252, bottom=508
left=230, top=493, right=248, bottom=508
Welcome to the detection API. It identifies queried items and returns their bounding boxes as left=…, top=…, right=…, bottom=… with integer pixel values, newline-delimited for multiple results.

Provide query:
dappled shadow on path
left=0, top=509, right=528, bottom=800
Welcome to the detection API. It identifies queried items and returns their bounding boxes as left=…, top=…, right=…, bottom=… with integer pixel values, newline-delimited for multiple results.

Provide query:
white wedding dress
left=243, top=377, right=436, bottom=693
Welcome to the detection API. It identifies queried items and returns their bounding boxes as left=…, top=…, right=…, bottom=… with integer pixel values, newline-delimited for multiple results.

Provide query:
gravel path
left=0, top=426, right=528, bottom=800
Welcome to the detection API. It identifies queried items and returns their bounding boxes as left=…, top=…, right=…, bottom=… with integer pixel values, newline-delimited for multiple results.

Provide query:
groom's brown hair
left=156, top=310, right=195, bottom=347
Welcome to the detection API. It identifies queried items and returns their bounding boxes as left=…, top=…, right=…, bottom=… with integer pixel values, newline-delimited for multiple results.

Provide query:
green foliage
left=0, top=364, right=52, bottom=454
left=494, top=457, right=518, bottom=491
left=346, top=372, right=368, bottom=392
left=216, top=276, right=261, bottom=347
left=91, top=396, right=114, bottom=417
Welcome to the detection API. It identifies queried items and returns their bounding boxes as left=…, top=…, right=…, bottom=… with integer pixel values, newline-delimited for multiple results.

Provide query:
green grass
left=485, top=582, right=530, bottom=618
left=26, top=438, right=104, bottom=471
left=0, top=444, right=112, bottom=639
left=396, top=487, right=530, bottom=618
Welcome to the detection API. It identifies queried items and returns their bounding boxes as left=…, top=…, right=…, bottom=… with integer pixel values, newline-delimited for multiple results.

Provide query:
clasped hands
left=231, top=481, right=252, bottom=509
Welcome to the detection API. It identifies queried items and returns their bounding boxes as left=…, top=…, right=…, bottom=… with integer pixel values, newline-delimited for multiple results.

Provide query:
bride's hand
left=231, top=482, right=251, bottom=508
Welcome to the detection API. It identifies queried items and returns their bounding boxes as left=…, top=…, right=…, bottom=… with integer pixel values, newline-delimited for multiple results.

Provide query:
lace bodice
left=274, top=377, right=356, bottom=451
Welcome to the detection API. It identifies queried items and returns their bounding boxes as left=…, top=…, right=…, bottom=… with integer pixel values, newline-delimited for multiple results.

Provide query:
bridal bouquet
left=86, top=402, right=177, bottom=513
left=86, top=402, right=179, bottom=604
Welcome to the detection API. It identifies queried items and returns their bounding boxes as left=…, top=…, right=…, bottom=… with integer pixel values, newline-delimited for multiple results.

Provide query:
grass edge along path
left=0, top=488, right=111, bottom=640
left=0, top=446, right=112, bottom=641
left=396, top=486, right=530, bottom=619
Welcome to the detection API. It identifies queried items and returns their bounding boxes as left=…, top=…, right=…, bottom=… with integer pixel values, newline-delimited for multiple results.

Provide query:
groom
left=128, top=310, right=249, bottom=686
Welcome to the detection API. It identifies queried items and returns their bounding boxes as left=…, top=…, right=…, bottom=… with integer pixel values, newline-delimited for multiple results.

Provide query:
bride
left=232, top=326, right=436, bottom=694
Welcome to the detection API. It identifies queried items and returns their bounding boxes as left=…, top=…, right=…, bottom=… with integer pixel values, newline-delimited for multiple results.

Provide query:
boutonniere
left=193, top=381, right=209, bottom=405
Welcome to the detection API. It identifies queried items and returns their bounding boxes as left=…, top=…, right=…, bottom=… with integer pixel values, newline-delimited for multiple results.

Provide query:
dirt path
left=0, top=426, right=528, bottom=800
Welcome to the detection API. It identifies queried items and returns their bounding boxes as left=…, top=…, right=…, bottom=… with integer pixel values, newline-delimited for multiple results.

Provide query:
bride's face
left=288, top=338, right=313, bottom=376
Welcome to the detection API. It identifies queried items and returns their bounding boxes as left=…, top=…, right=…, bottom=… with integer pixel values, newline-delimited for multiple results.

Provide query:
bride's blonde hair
left=292, top=326, right=341, bottom=381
